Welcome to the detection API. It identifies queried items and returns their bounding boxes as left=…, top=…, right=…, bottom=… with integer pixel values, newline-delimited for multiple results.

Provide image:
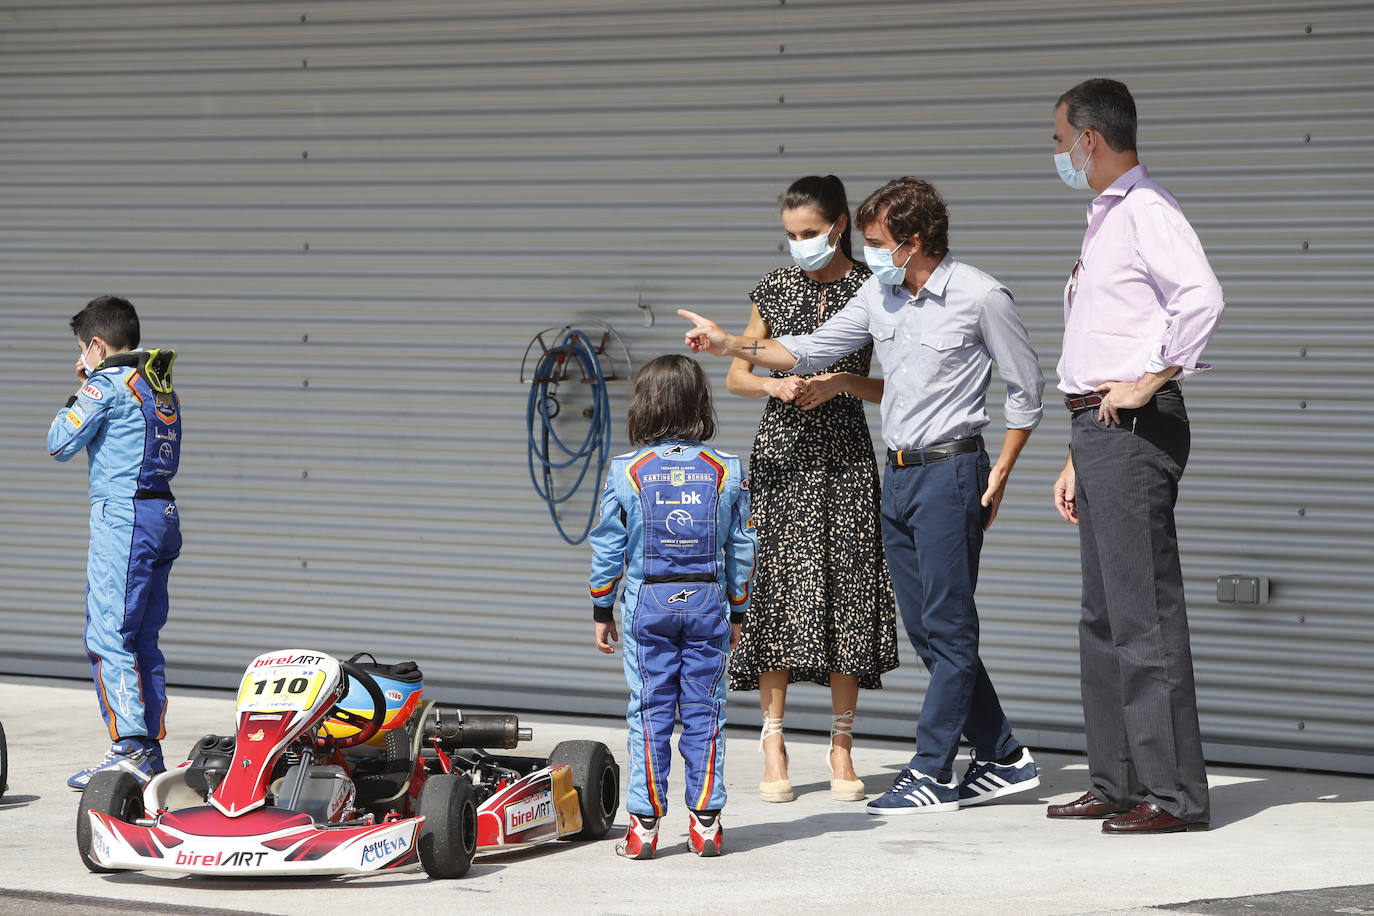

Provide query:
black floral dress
left=729, top=262, right=899, bottom=691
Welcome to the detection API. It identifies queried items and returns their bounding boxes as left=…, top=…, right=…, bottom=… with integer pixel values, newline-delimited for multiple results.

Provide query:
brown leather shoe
left=1046, top=790, right=1130, bottom=819
left=1102, top=801, right=1209, bottom=834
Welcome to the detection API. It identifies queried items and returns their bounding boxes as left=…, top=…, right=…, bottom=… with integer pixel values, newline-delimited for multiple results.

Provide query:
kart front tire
left=77, top=770, right=145, bottom=873
left=549, top=740, right=620, bottom=840
left=0, top=720, right=7, bottom=801
left=417, top=774, right=476, bottom=879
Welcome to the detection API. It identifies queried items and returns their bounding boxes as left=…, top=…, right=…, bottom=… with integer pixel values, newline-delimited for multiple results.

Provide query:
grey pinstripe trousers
left=1070, top=388, right=1210, bottom=823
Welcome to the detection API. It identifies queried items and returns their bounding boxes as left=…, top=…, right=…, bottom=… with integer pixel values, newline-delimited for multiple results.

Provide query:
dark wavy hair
left=1056, top=78, right=1138, bottom=153
left=70, top=295, right=140, bottom=350
left=626, top=354, right=717, bottom=446
left=782, top=174, right=853, bottom=260
left=855, top=177, right=950, bottom=261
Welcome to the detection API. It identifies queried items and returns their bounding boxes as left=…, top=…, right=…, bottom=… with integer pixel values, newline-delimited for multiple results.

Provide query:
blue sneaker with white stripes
left=865, top=767, right=960, bottom=815
left=957, top=747, right=1040, bottom=806
left=67, top=738, right=163, bottom=790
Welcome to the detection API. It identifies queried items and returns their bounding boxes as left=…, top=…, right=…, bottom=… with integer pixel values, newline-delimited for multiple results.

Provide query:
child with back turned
left=587, top=354, right=757, bottom=858
left=47, top=296, right=182, bottom=789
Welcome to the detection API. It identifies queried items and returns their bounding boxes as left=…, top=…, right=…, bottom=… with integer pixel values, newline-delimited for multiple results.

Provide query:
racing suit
left=47, top=349, right=181, bottom=742
left=589, top=441, right=756, bottom=817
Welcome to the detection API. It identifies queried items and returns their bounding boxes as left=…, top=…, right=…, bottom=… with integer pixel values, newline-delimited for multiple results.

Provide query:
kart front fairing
left=85, top=801, right=422, bottom=876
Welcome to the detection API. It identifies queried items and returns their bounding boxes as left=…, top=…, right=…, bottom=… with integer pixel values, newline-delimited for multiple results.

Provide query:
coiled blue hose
left=526, top=328, right=613, bottom=545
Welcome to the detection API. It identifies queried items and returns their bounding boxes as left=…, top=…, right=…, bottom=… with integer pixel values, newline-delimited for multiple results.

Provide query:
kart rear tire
left=77, top=769, right=145, bottom=873
left=549, top=740, right=619, bottom=840
left=417, top=774, right=476, bottom=879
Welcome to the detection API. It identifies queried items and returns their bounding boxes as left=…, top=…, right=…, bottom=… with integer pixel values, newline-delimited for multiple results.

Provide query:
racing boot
left=68, top=737, right=164, bottom=790
left=145, top=739, right=166, bottom=775
left=687, top=809, right=723, bottom=857
left=615, top=813, right=659, bottom=860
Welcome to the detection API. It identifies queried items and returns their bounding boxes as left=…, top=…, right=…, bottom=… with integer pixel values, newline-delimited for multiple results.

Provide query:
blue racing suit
left=47, top=349, right=181, bottom=742
left=589, top=440, right=756, bottom=817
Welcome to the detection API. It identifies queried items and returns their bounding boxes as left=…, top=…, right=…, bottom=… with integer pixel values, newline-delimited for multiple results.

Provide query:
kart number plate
left=236, top=665, right=328, bottom=713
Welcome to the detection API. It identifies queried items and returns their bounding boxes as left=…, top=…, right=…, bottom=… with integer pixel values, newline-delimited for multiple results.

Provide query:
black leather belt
left=1064, top=379, right=1179, bottom=412
left=886, top=435, right=983, bottom=468
left=134, top=488, right=174, bottom=500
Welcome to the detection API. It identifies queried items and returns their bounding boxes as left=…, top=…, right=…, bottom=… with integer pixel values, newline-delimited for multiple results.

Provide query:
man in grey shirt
left=681, top=177, right=1044, bottom=815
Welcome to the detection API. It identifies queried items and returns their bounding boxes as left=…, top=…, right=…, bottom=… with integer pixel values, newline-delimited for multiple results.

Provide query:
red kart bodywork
left=78, top=650, right=615, bottom=878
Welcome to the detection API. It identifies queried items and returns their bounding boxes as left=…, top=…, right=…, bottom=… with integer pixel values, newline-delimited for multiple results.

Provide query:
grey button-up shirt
left=774, top=253, right=1044, bottom=451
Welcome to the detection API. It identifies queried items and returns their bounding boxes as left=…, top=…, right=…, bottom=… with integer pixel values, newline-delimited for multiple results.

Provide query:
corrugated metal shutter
left=2, top=0, right=1370, bottom=772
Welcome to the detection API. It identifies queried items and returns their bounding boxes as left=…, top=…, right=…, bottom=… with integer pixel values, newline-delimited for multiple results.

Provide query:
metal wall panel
left=2, top=0, right=1371, bottom=772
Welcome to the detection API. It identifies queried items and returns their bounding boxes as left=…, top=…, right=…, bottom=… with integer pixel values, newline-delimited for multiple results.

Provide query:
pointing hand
left=677, top=309, right=730, bottom=356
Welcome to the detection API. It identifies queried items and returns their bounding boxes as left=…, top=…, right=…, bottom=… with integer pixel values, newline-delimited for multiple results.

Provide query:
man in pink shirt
left=1046, top=79, right=1224, bottom=835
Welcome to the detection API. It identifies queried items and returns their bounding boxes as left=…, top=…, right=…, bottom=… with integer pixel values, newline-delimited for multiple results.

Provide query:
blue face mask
left=788, top=222, right=838, bottom=272
left=864, top=240, right=913, bottom=286
left=1054, top=131, right=1093, bottom=191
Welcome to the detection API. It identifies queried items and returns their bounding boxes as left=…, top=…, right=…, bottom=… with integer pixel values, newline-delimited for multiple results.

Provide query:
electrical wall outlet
left=1217, top=575, right=1270, bottom=606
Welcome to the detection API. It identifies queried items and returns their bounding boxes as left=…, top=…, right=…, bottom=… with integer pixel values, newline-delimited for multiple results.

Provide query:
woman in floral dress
left=727, top=175, right=898, bottom=802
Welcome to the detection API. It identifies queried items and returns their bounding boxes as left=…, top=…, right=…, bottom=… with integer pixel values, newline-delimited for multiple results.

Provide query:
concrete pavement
left=1, top=675, right=1372, bottom=915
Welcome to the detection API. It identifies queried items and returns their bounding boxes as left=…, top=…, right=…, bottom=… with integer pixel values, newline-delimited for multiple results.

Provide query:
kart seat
left=349, top=727, right=414, bottom=806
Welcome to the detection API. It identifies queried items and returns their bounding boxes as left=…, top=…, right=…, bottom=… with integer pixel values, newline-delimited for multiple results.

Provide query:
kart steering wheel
left=314, top=659, right=387, bottom=750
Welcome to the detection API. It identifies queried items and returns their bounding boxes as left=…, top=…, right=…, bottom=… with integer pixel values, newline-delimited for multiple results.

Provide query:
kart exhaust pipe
left=425, top=710, right=531, bottom=749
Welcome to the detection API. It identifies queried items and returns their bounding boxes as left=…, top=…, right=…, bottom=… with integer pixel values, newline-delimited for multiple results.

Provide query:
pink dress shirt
left=1056, top=165, right=1225, bottom=394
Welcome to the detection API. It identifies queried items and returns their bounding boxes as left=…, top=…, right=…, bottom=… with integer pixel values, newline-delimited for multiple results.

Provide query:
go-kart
left=76, top=650, right=619, bottom=878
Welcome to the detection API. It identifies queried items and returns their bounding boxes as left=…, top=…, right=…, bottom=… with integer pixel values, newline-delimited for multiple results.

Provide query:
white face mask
left=788, top=222, right=838, bottom=272
left=80, top=340, right=101, bottom=374
left=1054, top=131, right=1093, bottom=191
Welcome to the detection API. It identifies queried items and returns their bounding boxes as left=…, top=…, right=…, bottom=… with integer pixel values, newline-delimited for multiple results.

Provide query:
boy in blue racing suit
left=47, top=296, right=182, bottom=789
left=589, top=355, right=756, bottom=859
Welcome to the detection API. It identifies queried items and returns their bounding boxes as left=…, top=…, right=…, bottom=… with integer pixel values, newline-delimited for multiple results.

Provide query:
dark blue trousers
left=880, top=449, right=1019, bottom=781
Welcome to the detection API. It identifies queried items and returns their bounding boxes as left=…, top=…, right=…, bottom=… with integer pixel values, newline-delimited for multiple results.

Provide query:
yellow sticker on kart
left=235, top=666, right=328, bottom=713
